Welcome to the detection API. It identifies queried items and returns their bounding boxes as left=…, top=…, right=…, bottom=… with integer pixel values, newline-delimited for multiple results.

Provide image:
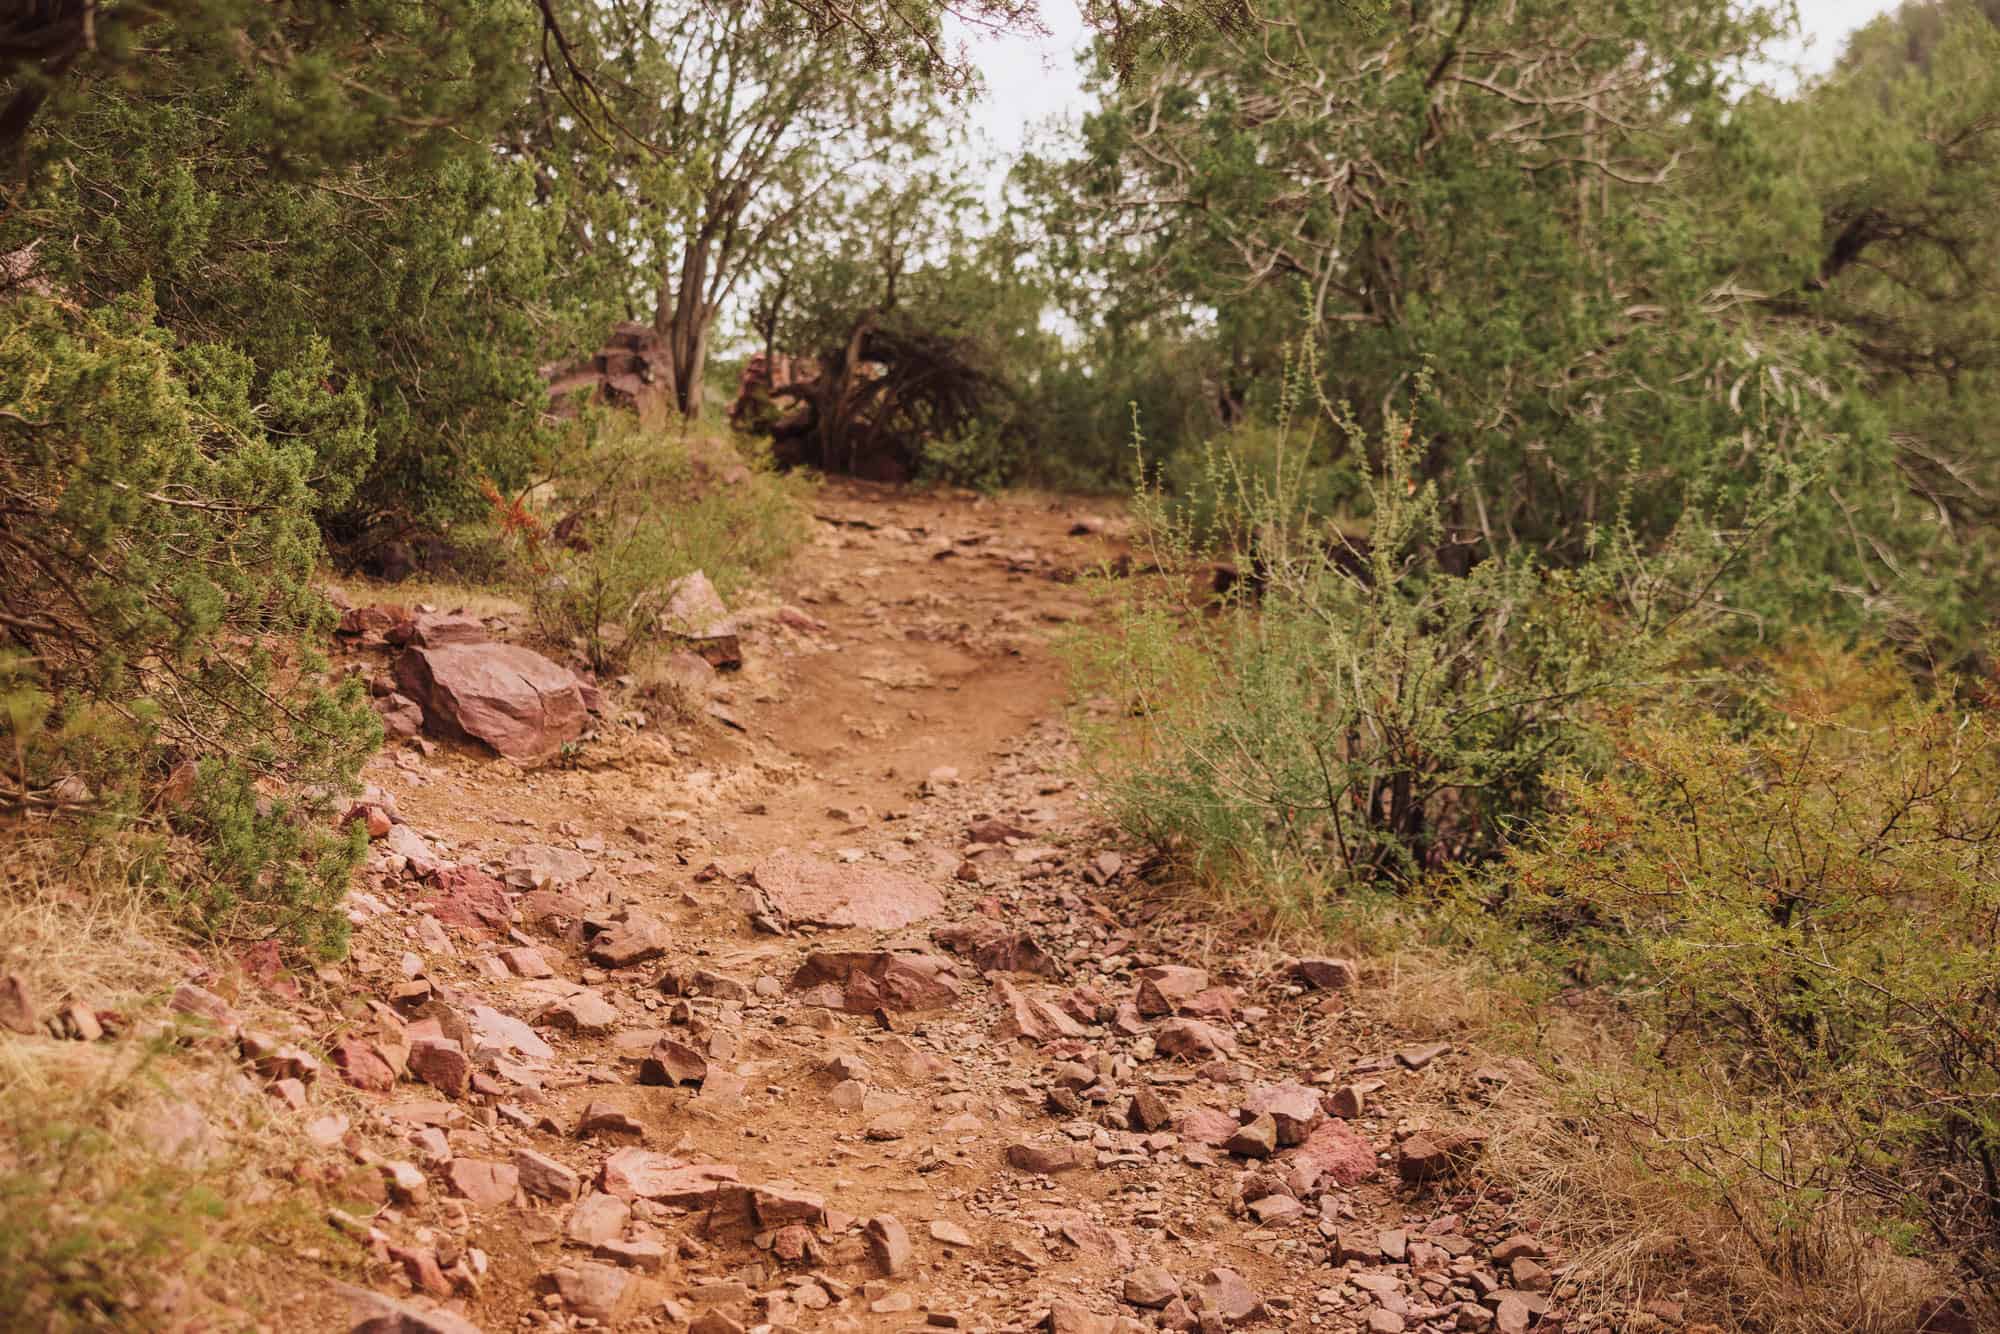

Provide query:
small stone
left=406, top=1037, right=471, bottom=1098
left=552, top=1262, right=633, bottom=1321
left=1395, top=1042, right=1451, bottom=1071
left=1197, top=1268, right=1264, bottom=1324
left=1510, top=1256, right=1552, bottom=1292
left=332, top=1037, right=397, bottom=1092
left=587, top=917, right=668, bottom=969
left=575, top=1102, right=646, bottom=1142
left=1006, top=1142, right=1091, bottom=1174
left=1124, top=1266, right=1181, bottom=1309
left=1128, top=1087, right=1174, bottom=1132
left=1240, top=1083, right=1324, bottom=1146
left=516, top=1148, right=582, bottom=1201
left=596, top=1237, right=667, bottom=1271
left=1397, top=1131, right=1483, bottom=1183
left=1134, top=965, right=1209, bottom=1016
left=1291, top=958, right=1357, bottom=990
left=537, top=991, right=619, bottom=1036
left=1223, top=1113, right=1278, bottom=1159
left=639, top=1037, right=707, bottom=1086
left=500, top=946, right=554, bottom=978
left=567, top=1192, right=631, bottom=1246
left=446, top=1158, right=519, bottom=1208
left=864, top=1214, right=913, bottom=1276
left=1248, top=1195, right=1304, bottom=1225
left=929, top=1220, right=976, bottom=1247
left=1154, top=1018, right=1235, bottom=1059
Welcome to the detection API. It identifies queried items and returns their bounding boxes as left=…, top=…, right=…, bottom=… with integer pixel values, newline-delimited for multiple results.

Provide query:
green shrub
left=0, top=295, right=376, bottom=955
left=919, top=424, right=1016, bottom=493
left=1071, top=350, right=1750, bottom=909
left=1493, top=643, right=2000, bottom=1293
left=511, top=420, right=811, bottom=673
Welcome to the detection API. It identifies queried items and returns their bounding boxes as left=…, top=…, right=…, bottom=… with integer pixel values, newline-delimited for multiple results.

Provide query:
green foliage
left=3, top=1, right=605, bottom=529
left=1026, top=0, right=1965, bottom=635
left=514, top=421, right=811, bottom=673
left=919, top=424, right=1016, bottom=492
left=0, top=295, right=376, bottom=952
left=1072, top=351, right=1738, bottom=906
left=1491, top=644, right=2000, bottom=1290
left=1712, top=4, right=2000, bottom=650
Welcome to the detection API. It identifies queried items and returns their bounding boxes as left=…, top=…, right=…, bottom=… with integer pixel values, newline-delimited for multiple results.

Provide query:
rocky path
left=299, top=481, right=1577, bottom=1334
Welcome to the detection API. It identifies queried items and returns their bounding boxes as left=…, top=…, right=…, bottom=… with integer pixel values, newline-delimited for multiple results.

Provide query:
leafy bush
left=511, top=420, right=811, bottom=673
left=3, top=0, right=607, bottom=532
left=1071, top=351, right=1756, bottom=909
left=919, top=424, right=1017, bottom=493
left=1494, top=643, right=2000, bottom=1297
left=0, top=295, right=376, bottom=954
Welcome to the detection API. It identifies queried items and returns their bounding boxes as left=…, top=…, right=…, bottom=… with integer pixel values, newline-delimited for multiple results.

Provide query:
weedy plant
left=1071, top=347, right=1742, bottom=915
left=502, top=415, right=811, bottom=674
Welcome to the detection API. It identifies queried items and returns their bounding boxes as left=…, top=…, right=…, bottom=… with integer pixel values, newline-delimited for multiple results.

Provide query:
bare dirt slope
left=305, top=480, right=1585, bottom=1334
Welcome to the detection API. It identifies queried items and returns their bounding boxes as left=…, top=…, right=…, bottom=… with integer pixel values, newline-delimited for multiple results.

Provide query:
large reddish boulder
left=395, top=643, right=587, bottom=762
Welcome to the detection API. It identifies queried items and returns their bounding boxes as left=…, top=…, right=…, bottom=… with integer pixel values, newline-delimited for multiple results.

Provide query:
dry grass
left=319, top=570, right=529, bottom=622
left=0, top=827, right=350, bottom=1331
left=1329, top=924, right=1986, bottom=1333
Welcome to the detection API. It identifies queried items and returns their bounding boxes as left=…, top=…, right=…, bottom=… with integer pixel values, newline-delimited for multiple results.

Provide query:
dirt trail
left=316, top=481, right=1570, bottom=1334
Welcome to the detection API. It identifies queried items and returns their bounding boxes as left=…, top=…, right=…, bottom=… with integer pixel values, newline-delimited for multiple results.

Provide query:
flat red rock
left=598, top=1148, right=740, bottom=1204
left=753, top=850, right=943, bottom=929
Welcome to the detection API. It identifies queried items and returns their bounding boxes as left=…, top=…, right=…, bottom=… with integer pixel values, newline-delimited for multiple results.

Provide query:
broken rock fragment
left=1397, top=1130, right=1484, bottom=1183
left=1197, top=1268, right=1265, bottom=1325
left=446, top=1157, right=520, bottom=1208
left=423, top=866, right=513, bottom=934
left=551, top=1261, right=635, bottom=1321
left=1134, top=965, right=1209, bottom=1016
left=932, top=921, right=1054, bottom=974
left=516, top=1147, right=582, bottom=1202
left=1005, top=1142, right=1092, bottom=1174
left=864, top=1214, right=913, bottom=1275
left=1292, top=1120, right=1379, bottom=1186
left=1291, top=957, right=1358, bottom=991
left=1154, top=1017, right=1236, bottom=1059
left=662, top=570, right=742, bottom=669
left=639, top=1036, right=708, bottom=1086
left=993, top=977, right=1088, bottom=1042
left=406, top=1037, right=471, bottom=1098
left=501, top=843, right=595, bottom=889
left=586, top=916, right=668, bottom=969
left=787, top=950, right=961, bottom=1013
left=1240, top=1082, right=1324, bottom=1147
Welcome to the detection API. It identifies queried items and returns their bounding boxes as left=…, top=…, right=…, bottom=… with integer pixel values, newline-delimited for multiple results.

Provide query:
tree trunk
left=655, top=234, right=717, bottom=418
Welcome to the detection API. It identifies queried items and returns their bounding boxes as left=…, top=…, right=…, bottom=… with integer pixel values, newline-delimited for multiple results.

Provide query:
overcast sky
left=956, top=0, right=1908, bottom=160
